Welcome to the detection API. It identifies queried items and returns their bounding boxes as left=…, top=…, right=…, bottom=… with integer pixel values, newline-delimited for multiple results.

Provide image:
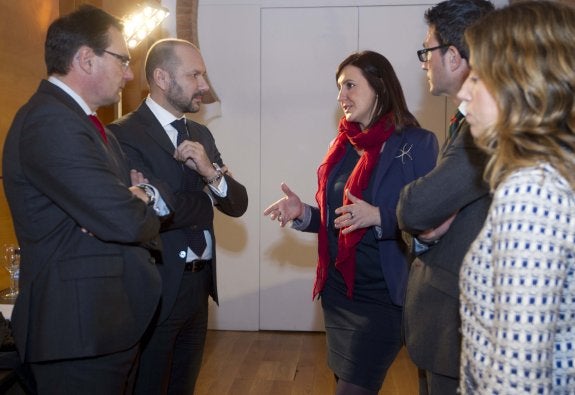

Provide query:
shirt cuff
left=207, top=176, right=228, bottom=197
left=138, top=183, right=170, bottom=217
left=291, top=204, right=312, bottom=231
left=413, top=236, right=439, bottom=256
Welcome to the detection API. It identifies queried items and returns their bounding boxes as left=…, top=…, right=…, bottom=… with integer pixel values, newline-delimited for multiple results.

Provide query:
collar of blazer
left=40, top=80, right=89, bottom=120
left=136, top=101, right=182, bottom=156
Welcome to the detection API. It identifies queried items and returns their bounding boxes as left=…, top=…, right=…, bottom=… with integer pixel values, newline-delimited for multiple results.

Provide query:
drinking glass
left=1, top=244, right=20, bottom=301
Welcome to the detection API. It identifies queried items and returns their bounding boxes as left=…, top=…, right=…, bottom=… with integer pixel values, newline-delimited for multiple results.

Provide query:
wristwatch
left=204, top=163, right=224, bottom=185
left=137, top=185, right=156, bottom=206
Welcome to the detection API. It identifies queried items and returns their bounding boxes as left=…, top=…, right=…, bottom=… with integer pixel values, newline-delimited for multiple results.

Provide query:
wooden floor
left=195, top=330, right=419, bottom=395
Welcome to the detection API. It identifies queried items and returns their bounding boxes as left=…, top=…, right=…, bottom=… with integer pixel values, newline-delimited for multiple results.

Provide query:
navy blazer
left=109, top=101, right=248, bottom=323
left=2, top=81, right=162, bottom=362
left=305, top=127, right=438, bottom=306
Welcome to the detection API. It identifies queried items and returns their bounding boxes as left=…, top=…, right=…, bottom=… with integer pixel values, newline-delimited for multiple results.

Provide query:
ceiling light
left=123, top=3, right=169, bottom=49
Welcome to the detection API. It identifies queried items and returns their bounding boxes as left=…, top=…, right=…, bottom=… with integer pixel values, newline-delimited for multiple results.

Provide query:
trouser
left=134, top=265, right=211, bottom=395
left=419, top=368, right=459, bottom=395
left=30, top=343, right=139, bottom=395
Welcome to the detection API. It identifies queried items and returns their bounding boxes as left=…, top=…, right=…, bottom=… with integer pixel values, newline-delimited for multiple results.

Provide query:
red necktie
left=448, top=110, right=464, bottom=140
left=89, top=114, right=108, bottom=143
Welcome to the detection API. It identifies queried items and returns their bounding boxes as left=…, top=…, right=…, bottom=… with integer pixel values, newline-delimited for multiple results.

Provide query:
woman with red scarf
left=264, top=51, right=438, bottom=394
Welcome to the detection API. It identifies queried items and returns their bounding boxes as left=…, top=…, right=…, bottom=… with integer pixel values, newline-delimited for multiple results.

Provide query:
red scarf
left=313, top=114, right=395, bottom=299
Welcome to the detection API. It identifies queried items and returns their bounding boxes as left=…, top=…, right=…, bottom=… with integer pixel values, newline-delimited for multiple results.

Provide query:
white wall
left=161, top=0, right=508, bottom=331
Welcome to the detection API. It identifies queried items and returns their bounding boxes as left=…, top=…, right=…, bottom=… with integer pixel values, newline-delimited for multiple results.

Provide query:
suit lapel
left=40, top=80, right=127, bottom=179
left=135, top=102, right=207, bottom=190
left=136, top=102, right=178, bottom=156
left=371, top=132, right=403, bottom=198
left=106, top=134, right=132, bottom=184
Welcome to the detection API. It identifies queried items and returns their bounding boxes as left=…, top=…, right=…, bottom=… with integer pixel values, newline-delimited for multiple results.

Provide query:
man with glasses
left=396, top=1, right=494, bottom=394
left=103, top=49, right=132, bottom=70
left=2, top=5, right=168, bottom=393
left=416, top=44, right=451, bottom=63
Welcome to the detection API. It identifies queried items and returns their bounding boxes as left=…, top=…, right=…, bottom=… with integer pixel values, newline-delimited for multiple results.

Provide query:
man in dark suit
left=396, top=1, right=494, bottom=394
left=109, top=38, right=248, bottom=394
left=2, top=5, right=165, bottom=394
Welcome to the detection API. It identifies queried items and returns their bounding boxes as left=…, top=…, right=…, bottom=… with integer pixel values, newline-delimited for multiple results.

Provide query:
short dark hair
left=425, top=0, right=494, bottom=61
left=45, top=5, right=123, bottom=75
left=336, top=50, right=419, bottom=130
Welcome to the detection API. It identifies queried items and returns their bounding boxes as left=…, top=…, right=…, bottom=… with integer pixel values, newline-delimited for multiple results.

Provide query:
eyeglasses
left=416, top=44, right=451, bottom=62
left=103, top=49, right=131, bottom=70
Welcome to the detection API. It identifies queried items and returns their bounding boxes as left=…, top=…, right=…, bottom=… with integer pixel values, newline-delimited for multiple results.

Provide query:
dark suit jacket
left=109, top=101, right=248, bottom=322
left=2, top=80, right=162, bottom=363
left=397, top=121, right=491, bottom=377
left=303, top=127, right=438, bottom=305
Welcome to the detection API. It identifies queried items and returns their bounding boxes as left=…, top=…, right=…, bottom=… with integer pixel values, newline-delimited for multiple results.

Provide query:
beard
left=166, top=80, right=202, bottom=113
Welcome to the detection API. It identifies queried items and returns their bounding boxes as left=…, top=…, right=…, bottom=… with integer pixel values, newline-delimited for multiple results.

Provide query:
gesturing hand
left=334, top=190, right=381, bottom=235
left=263, top=183, right=304, bottom=227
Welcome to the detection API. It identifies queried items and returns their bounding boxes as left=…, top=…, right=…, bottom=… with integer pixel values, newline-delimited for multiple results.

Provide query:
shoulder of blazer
left=382, top=127, right=437, bottom=163
left=445, top=122, right=488, bottom=167
left=458, top=121, right=481, bottom=149
left=397, top=126, right=437, bottom=144
left=185, top=118, right=214, bottom=140
left=185, top=118, right=210, bottom=131
left=110, top=102, right=169, bottom=148
left=111, top=102, right=156, bottom=131
left=35, top=80, right=90, bottom=120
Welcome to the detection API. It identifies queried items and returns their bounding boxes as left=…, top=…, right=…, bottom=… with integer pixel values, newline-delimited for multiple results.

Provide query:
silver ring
left=350, top=212, right=354, bottom=219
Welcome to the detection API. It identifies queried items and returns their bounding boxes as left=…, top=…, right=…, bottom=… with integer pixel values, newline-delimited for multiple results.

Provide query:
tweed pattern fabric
left=460, top=163, right=575, bottom=394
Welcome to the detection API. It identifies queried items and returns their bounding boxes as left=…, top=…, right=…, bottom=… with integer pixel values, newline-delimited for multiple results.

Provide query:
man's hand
left=418, top=212, right=457, bottom=243
left=129, top=185, right=150, bottom=204
left=173, top=141, right=217, bottom=179
left=130, top=169, right=148, bottom=185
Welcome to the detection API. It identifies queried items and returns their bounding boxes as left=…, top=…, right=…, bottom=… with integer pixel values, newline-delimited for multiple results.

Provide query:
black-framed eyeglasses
left=103, top=49, right=131, bottom=70
left=417, top=44, right=451, bottom=62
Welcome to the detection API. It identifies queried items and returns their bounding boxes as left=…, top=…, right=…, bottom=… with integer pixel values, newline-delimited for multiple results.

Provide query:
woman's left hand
left=334, top=190, right=381, bottom=234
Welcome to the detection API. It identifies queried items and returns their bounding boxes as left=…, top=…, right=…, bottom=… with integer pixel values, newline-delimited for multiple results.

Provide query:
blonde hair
left=465, top=0, right=575, bottom=190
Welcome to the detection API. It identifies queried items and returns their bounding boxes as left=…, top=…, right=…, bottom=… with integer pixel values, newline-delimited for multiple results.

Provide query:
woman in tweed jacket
left=456, top=2, right=575, bottom=394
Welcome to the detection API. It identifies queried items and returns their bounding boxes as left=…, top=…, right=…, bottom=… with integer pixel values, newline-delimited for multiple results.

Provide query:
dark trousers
left=419, top=368, right=459, bottom=395
left=30, top=343, right=139, bottom=395
left=134, top=265, right=211, bottom=395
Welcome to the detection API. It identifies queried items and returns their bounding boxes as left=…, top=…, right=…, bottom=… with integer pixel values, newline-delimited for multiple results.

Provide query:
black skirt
left=321, top=278, right=403, bottom=391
